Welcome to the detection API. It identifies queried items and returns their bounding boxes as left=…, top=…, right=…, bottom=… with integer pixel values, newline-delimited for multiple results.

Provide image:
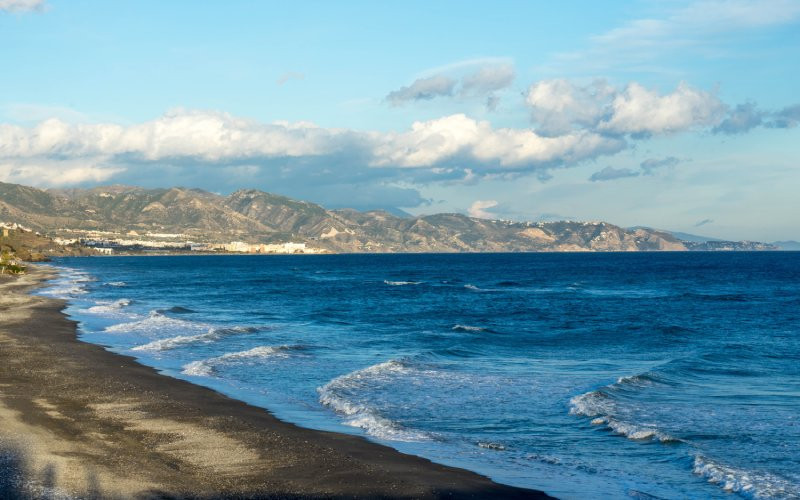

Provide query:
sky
left=1, top=0, right=798, bottom=241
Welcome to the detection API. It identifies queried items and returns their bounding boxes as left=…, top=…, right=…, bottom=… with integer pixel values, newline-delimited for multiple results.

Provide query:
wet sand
left=0, top=268, right=552, bottom=499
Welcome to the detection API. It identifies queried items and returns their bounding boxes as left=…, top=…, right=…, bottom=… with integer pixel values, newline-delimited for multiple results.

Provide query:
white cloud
left=0, top=0, right=44, bottom=12
left=0, top=160, right=122, bottom=186
left=372, top=113, right=623, bottom=169
left=600, top=82, right=725, bottom=135
left=468, top=200, right=498, bottom=219
left=526, top=79, right=614, bottom=135
left=525, top=80, right=726, bottom=136
left=0, top=110, right=627, bottom=188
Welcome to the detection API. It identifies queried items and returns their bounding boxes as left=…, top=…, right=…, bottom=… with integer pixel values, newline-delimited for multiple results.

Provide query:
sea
left=38, top=252, right=800, bottom=499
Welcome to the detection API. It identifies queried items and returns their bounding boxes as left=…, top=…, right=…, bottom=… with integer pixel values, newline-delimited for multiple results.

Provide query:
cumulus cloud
left=589, top=166, right=640, bottom=182
left=386, top=61, right=515, bottom=108
left=0, top=109, right=631, bottom=204
left=0, top=0, right=44, bottom=12
left=526, top=80, right=725, bottom=137
left=526, top=79, right=615, bottom=136
left=468, top=200, right=498, bottom=219
left=0, top=110, right=625, bottom=173
left=0, top=160, right=123, bottom=186
left=372, top=113, right=624, bottom=169
left=600, top=82, right=725, bottom=135
left=640, top=156, right=681, bottom=175
left=386, top=75, right=456, bottom=105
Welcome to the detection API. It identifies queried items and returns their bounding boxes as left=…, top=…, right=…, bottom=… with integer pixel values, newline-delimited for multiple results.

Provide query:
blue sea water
left=38, top=252, right=800, bottom=499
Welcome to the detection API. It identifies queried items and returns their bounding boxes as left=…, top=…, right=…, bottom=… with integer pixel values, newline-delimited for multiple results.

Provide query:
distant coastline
left=1, top=181, right=786, bottom=259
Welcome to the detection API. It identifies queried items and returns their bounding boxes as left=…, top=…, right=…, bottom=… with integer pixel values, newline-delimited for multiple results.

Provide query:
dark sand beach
left=0, top=267, right=551, bottom=499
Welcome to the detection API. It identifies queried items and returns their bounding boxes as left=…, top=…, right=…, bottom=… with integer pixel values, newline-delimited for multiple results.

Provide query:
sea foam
left=132, top=326, right=261, bottom=352
left=693, top=455, right=800, bottom=499
left=83, top=298, right=133, bottom=314
left=452, top=324, right=490, bottom=333
left=105, top=310, right=207, bottom=337
left=569, top=373, right=679, bottom=443
left=317, top=360, right=433, bottom=442
left=182, top=345, right=303, bottom=376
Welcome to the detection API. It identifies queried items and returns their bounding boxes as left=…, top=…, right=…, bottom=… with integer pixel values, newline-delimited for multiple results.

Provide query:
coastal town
left=1, top=221, right=328, bottom=257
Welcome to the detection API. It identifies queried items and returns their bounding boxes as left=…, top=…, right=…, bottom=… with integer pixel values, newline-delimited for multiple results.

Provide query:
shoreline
left=0, top=267, right=551, bottom=499
left=50, top=248, right=796, bottom=260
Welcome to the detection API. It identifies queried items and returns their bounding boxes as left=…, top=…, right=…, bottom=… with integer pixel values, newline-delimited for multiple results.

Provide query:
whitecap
left=83, top=298, right=133, bottom=314
left=464, top=284, right=482, bottom=291
left=569, top=378, right=679, bottom=443
left=181, top=345, right=303, bottom=377
left=132, top=331, right=219, bottom=351
left=317, top=360, right=434, bottom=442
left=106, top=281, right=127, bottom=287
left=693, top=455, right=800, bottom=499
left=383, top=280, right=421, bottom=286
left=104, top=310, right=206, bottom=337
left=452, top=324, right=489, bottom=333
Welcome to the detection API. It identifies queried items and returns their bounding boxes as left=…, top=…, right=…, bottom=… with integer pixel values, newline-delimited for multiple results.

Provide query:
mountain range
left=0, top=181, right=781, bottom=253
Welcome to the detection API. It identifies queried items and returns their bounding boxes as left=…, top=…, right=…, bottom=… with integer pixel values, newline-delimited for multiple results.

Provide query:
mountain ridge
left=0, top=181, right=777, bottom=253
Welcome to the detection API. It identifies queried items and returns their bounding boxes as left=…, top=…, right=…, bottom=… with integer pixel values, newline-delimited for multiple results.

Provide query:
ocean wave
left=83, top=298, right=133, bottom=314
left=156, top=306, right=196, bottom=314
left=182, top=345, right=304, bottom=376
left=569, top=374, right=679, bottom=443
left=105, top=281, right=127, bottom=287
left=132, top=325, right=261, bottom=352
left=383, top=280, right=422, bottom=286
left=693, top=455, right=800, bottom=499
left=317, top=360, right=434, bottom=442
left=104, top=310, right=206, bottom=336
left=41, top=284, right=89, bottom=298
left=452, top=324, right=491, bottom=333
left=464, top=284, right=483, bottom=291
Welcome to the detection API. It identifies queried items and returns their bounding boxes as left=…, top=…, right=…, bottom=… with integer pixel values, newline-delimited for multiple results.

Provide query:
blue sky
left=1, top=0, right=798, bottom=241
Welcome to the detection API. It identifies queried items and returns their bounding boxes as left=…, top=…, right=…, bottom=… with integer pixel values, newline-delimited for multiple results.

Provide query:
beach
left=0, top=267, right=549, bottom=499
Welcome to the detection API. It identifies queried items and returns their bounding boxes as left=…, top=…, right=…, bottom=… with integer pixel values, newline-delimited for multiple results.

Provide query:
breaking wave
left=384, top=280, right=421, bottom=286
left=105, top=281, right=127, bottom=287
left=569, top=373, right=679, bottom=443
left=182, top=345, right=305, bottom=377
left=132, top=326, right=260, bottom=352
left=693, top=455, right=800, bottom=499
left=104, top=310, right=206, bottom=336
left=317, top=360, right=434, bottom=442
left=83, top=298, right=133, bottom=314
